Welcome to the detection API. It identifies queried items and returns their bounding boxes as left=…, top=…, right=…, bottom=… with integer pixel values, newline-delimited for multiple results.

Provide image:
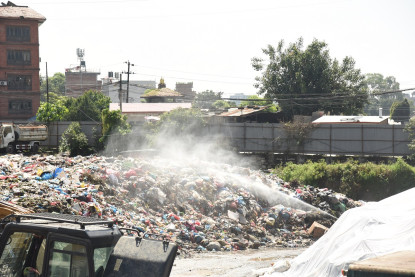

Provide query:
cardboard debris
left=307, top=221, right=329, bottom=238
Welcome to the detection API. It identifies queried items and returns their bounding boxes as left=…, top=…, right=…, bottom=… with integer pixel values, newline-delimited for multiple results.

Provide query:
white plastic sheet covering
left=266, top=188, right=415, bottom=277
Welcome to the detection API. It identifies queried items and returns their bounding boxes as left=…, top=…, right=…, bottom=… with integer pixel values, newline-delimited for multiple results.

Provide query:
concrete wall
left=31, top=121, right=411, bottom=157
left=216, top=123, right=410, bottom=156
left=40, top=121, right=101, bottom=147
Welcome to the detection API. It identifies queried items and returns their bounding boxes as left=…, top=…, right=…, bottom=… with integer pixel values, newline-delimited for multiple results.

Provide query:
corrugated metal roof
left=0, top=5, right=46, bottom=22
left=109, top=103, right=192, bottom=113
left=218, top=106, right=267, bottom=117
left=312, top=115, right=391, bottom=124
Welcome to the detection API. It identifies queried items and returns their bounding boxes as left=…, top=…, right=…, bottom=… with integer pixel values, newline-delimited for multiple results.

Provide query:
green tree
left=252, top=38, right=368, bottom=118
left=212, top=100, right=230, bottom=110
left=63, top=90, right=110, bottom=121
left=99, top=109, right=131, bottom=151
left=193, top=90, right=223, bottom=109
left=265, top=104, right=278, bottom=113
left=101, top=109, right=131, bottom=136
left=404, top=118, right=415, bottom=161
left=364, top=73, right=402, bottom=116
left=390, top=98, right=410, bottom=123
left=59, top=122, right=91, bottom=156
left=366, top=73, right=400, bottom=92
left=36, top=101, right=68, bottom=122
left=158, top=108, right=205, bottom=134
left=40, top=72, right=66, bottom=101
left=239, top=95, right=272, bottom=107
left=37, top=92, right=69, bottom=121
left=145, top=108, right=206, bottom=145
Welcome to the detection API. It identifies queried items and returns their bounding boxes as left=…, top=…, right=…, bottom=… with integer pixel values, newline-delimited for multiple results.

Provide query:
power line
left=372, top=88, right=415, bottom=95
left=134, top=71, right=253, bottom=85
left=132, top=65, right=253, bottom=80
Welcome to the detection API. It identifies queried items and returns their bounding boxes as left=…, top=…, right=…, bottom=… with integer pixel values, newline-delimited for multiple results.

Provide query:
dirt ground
left=170, top=247, right=305, bottom=277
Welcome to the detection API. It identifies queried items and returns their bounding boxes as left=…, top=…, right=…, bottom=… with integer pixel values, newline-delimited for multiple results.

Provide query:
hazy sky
left=22, top=0, right=415, bottom=96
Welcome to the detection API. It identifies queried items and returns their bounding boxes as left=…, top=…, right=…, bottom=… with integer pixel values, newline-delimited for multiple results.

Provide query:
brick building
left=0, top=2, right=45, bottom=120
left=65, top=70, right=101, bottom=98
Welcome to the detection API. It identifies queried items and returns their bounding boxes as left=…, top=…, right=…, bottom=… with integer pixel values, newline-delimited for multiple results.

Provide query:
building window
left=9, top=100, right=32, bottom=114
left=7, top=50, right=31, bottom=65
left=7, top=74, right=32, bottom=90
left=6, top=26, right=30, bottom=42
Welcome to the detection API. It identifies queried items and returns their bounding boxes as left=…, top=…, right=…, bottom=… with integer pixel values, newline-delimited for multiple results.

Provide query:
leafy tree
left=404, top=118, right=415, bottom=161
left=366, top=73, right=400, bottom=92
left=37, top=92, right=69, bottom=121
left=193, top=90, right=223, bottom=109
left=390, top=98, right=410, bottom=123
left=36, top=102, right=68, bottom=122
left=239, top=95, right=272, bottom=107
left=38, top=90, right=110, bottom=122
left=40, top=72, right=65, bottom=101
left=59, top=122, right=91, bottom=156
left=265, top=104, right=278, bottom=113
left=99, top=109, right=131, bottom=151
left=158, top=108, right=205, bottom=134
left=63, top=90, right=110, bottom=121
left=145, top=108, right=206, bottom=146
left=252, top=38, right=368, bottom=118
left=364, top=73, right=402, bottom=115
left=40, top=92, right=65, bottom=104
left=101, top=109, right=130, bottom=136
left=212, top=100, right=230, bottom=110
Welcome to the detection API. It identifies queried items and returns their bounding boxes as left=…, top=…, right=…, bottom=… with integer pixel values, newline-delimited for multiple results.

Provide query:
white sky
left=19, top=0, right=415, bottom=97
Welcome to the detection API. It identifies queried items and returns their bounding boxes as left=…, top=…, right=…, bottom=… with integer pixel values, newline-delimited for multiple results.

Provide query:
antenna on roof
left=76, top=48, right=85, bottom=71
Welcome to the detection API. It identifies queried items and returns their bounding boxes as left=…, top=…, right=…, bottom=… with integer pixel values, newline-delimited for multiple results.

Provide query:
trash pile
left=0, top=154, right=362, bottom=255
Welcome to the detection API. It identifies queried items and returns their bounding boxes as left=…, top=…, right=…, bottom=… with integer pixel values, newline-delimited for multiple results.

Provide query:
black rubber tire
left=32, top=143, right=39, bottom=153
left=6, top=144, right=14, bottom=154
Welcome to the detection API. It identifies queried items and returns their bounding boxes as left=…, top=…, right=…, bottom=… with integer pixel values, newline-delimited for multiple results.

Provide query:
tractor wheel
left=32, top=143, right=39, bottom=153
left=6, top=144, right=14, bottom=154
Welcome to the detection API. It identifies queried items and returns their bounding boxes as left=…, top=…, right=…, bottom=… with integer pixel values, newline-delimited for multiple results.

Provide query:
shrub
left=59, top=122, right=92, bottom=156
left=390, top=98, right=410, bottom=123
left=275, top=158, right=415, bottom=201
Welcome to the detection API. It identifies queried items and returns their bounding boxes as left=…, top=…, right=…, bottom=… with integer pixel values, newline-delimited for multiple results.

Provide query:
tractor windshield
left=0, top=232, right=35, bottom=276
left=93, top=247, right=113, bottom=276
left=48, top=241, right=88, bottom=277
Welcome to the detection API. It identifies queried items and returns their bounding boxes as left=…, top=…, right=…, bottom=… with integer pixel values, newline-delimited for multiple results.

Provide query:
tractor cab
left=0, top=213, right=177, bottom=277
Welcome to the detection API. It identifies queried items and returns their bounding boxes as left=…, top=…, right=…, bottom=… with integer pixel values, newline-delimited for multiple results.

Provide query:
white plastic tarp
left=266, top=187, right=415, bottom=277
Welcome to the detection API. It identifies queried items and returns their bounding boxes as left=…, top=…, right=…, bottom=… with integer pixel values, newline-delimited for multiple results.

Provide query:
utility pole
left=46, top=62, right=49, bottom=123
left=124, top=61, right=134, bottom=103
left=118, top=73, right=123, bottom=112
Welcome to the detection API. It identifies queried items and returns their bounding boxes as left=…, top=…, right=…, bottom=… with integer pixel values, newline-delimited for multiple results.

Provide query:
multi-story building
left=0, top=2, right=45, bottom=120
left=65, top=69, right=102, bottom=98
left=175, top=82, right=196, bottom=102
left=101, top=78, right=156, bottom=103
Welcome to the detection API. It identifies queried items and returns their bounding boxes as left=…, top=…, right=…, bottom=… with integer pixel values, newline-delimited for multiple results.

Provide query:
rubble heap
left=0, top=154, right=362, bottom=255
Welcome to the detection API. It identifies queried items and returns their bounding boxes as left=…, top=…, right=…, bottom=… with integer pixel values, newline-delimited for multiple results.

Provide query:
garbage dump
left=0, top=154, right=361, bottom=256
left=263, top=187, right=415, bottom=277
